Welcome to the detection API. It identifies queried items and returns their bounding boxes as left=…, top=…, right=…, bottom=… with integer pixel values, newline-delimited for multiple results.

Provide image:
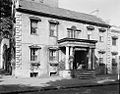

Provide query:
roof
left=17, top=0, right=110, bottom=27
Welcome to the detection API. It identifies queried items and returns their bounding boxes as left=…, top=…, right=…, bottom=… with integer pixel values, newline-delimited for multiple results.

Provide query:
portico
left=58, top=38, right=97, bottom=77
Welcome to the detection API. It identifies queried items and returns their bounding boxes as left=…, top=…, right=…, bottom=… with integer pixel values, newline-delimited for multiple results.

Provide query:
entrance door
left=73, top=50, right=88, bottom=70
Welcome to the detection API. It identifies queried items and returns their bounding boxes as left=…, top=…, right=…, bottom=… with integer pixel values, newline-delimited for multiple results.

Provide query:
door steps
left=71, top=70, right=96, bottom=79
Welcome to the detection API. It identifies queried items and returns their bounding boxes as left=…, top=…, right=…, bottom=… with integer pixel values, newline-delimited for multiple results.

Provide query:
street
left=20, top=84, right=119, bottom=94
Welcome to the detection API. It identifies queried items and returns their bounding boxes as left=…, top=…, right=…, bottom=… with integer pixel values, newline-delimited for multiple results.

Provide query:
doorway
left=73, top=50, right=88, bottom=70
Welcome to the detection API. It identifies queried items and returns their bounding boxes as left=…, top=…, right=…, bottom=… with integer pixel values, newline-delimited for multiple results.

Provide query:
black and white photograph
left=0, top=0, right=119, bottom=94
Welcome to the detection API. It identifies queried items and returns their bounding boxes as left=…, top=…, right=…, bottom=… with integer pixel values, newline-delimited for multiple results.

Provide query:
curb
left=0, top=81, right=119, bottom=94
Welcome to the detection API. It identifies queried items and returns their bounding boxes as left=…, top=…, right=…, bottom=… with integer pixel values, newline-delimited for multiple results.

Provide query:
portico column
left=70, top=47, right=73, bottom=56
left=88, top=48, right=92, bottom=69
left=70, top=47, right=74, bottom=70
left=92, top=49, right=95, bottom=69
left=65, top=46, right=69, bottom=70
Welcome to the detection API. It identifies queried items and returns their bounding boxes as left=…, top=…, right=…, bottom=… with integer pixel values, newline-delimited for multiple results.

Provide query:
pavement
left=0, top=75, right=119, bottom=94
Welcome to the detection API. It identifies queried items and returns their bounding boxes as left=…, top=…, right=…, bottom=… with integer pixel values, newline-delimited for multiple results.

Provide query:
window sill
left=49, top=35, right=57, bottom=38
left=31, top=33, right=39, bottom=36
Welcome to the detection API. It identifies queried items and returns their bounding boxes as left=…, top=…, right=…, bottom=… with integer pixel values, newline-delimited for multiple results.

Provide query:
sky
left=59, top=0, right=120, bottom=26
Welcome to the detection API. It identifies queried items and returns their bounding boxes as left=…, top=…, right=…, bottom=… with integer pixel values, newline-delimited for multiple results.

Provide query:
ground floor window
left=112, top=55, right=117, bottom=66
left=30, top=48, right=39, bottom=61
left=49, top=49, right=57, bottom=61
left=49, top=49, right=58, bottom=76
left=99, top=58, right=103, bottom=64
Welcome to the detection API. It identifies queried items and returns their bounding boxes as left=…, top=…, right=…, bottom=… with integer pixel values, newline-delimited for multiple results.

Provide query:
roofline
left=16, top=8, right=111, bottom=28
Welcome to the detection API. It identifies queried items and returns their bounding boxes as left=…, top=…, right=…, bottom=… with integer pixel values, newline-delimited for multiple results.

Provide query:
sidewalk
left=0, top=75, right=119, bottom=94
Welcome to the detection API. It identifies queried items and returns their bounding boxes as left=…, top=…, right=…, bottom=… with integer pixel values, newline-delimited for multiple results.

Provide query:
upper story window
left=30, top=19, right=38, bottom=34
left=30, top=16, right=41, bottom=35
left=87, top=34, right=91, bottom=40
left=112, top=38, right=116, bottom=46
left=112, top=36, right=118, bottom=46
left=49, top=20, right=59, bottom=37
left=67, top=26, right=81, bottom=38
left=68, top=29, right=75, bottom=38
left=99, top=36, right=104, bottom=42
left=49, top=23, right=57, bottom=37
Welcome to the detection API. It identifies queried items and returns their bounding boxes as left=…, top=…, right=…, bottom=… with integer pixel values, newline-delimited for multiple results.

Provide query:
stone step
left=71, top=70, right=96, bottom=79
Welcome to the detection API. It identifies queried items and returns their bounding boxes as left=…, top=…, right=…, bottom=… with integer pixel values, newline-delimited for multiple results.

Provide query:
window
left=30, top=19, right=38, bottom=34
left=99, top=58, right=103, bottom=63
left=99, top=36, right=104, bottom=42
left=68, top=29, right=80, bottom=38
left=30, top=48, right=39, bottom=61
left=112, top=54, right=117, bottom=66
left=87, top=34, right=91, bottom=40
left=49, top=50, right=57, bottom=61
left=112, top=58, right=116, bottom=64
left=49, top=23, right=57, bottom=37
left=112, top=38, right=117, bottom=46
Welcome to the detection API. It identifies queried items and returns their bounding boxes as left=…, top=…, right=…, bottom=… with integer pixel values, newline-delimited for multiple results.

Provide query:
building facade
left=109, top=26, right=120, bottom=74
left=2, top=0, right=118, bottom=77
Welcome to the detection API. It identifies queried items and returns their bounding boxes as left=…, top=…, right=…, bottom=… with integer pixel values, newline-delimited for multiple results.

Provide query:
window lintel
left=29, top=16, right=41, bottom=21
left=48, top=20, right=59, bottom=25
left=29, top=45, right=41, bottom=49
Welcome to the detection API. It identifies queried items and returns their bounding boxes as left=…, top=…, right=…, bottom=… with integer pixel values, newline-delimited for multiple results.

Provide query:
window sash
left=31, top=55, right=37, bottom=61
left=31, top=20, right=38, bottom=34
left=88, top=34, right=90, bottom=40
left=49, top=50, right=57, bottom=61
left=68, top=30, right=78, bottom=38
left=99, top=58, right=103, bottom=63
left=112, top=38, right=116, bottom=46
left=99, top=36, right=104, bottom=42
left=50, top=23, right=57, bottom=36
left=30, top=48, right=38, bottom=61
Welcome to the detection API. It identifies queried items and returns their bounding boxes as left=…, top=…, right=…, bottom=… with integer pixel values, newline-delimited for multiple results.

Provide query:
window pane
left=31, top=20, right=38, bottom=34
left=99, top=36, right=104, bottom=42
left=112, top=38, right=116, bottom=46
left=99, top=58, right=103, bottom=63
left=49, top=50, right=57, bottom=61
left=30, top=48, right=38, bottom=61
left=50, top=23, right=56, bottom=36
left=88, top=34, right=90, bottom=39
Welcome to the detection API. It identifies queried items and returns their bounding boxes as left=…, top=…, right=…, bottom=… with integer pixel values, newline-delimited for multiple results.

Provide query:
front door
left=73, top=50, right=88, bottom=70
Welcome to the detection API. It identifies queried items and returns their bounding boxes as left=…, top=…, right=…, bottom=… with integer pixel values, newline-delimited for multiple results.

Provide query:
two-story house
left=11, top=0, right=112, bottom=78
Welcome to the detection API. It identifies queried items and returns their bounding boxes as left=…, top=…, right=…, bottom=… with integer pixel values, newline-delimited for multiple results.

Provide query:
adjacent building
left=0, top=0, right=119, bottom=78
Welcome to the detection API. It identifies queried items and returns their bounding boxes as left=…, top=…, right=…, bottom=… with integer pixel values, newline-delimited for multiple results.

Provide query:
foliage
left=0, top=0, right=15, bottom=73
left=0, top=0, right=12, bottom=17
left=0, top=17, right=12, bottom=38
